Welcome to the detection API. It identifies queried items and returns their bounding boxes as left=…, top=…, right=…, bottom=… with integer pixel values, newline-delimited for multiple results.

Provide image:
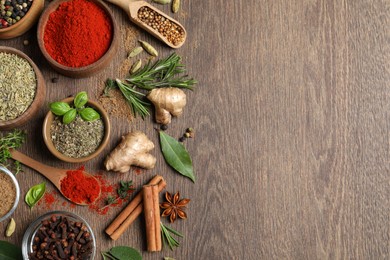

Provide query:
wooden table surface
left=1, top=0, right=390, bottom=259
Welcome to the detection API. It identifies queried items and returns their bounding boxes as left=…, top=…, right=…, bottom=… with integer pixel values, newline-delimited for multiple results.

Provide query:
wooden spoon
left=10, top=150, right=101, bottom=206
left=105, top=0, right=186, bottom=48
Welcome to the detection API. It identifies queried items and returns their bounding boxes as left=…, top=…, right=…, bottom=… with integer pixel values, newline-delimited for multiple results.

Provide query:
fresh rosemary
left=160, top=222, right=183, bottom=250
left=0, top=130, right=26, bottom=174
left=104, top=53, right=197, bottom=119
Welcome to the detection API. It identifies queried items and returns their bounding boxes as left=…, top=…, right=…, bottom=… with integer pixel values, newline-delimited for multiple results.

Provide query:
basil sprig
left=49, top=91, right=100, bottom=124
left=159, top=131, right=195, bottom=182
left=25, top=182, right=46, bottom=208
left=0, top=240, right=23, bottom=260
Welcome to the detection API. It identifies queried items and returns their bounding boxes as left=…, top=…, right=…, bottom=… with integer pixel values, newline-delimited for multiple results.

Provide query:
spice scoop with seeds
left=104, top=0, right=186, bottom=48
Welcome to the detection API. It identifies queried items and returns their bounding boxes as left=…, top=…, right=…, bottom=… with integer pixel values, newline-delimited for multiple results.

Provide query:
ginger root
left=105, top=131, right=156, bottom=173
left=147, top=87, right=186, bottom=125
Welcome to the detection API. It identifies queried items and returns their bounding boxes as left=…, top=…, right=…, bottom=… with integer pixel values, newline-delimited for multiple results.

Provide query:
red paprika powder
left=60, top=166, right=100, bottom=204
left=43, top=0, right=113, bottom=67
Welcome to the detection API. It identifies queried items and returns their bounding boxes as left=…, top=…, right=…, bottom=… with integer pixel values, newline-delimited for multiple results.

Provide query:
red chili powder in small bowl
left=43, top=0, right=113, bottom=67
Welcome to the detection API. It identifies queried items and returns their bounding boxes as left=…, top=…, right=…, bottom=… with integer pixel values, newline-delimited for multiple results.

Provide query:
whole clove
left=29, top=215, right=93, bottom=259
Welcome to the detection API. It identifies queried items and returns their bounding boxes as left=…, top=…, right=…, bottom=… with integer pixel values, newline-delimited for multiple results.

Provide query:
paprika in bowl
left=36, top=0, right=118, bottom=78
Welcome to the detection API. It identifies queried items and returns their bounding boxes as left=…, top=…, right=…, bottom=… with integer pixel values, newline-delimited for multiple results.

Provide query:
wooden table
left=1, top=0, right=389, bottom=259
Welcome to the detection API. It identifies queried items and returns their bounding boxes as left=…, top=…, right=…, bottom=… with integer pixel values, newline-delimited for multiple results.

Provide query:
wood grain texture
left=1, top=0, right=389, bottom=259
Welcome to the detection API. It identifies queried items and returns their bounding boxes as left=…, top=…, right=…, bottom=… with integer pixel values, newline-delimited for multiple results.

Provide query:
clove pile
left=29, top=215, right=93, bottom=260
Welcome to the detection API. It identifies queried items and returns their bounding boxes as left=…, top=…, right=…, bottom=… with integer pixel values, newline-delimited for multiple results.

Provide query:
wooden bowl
left=42, top=97, right=111, bottom=163
left=36, top=0, right=118, bottom=78
left=0, top=0, right=44, bottom=39
left=0, top=46, right=46, bottom=130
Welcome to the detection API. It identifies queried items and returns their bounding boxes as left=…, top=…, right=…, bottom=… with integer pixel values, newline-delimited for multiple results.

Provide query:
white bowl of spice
left=0, top=46, right=46, bottom=130
left=42, top=94, right=111, bottom=163
left=0, top=165, right=20, bottom=223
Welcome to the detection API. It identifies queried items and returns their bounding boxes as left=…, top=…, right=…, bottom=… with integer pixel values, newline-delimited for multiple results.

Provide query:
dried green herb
left=25, top=182, right=45, bottom=208
left=49, top=91, right=100, bottom=124
left=0, top=129, right=26, bottom=174
left=159, top=131, right=195, bottom=182
left=102, top=246, right=142, bottom=260
left=160, top=222, right=183, bottom=250
left=0, top=240, right=23, bottom=260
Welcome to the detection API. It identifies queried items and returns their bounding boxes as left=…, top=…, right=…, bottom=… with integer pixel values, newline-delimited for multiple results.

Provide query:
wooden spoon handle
left=105, top=0, right=131, bottom=15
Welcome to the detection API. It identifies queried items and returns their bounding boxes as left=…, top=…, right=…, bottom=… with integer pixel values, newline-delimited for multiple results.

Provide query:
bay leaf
left=159, top=131, right=195, bottom=182
left=0, top=241, right=23, bottom=260
left=109, top=246, right=142, bottom=260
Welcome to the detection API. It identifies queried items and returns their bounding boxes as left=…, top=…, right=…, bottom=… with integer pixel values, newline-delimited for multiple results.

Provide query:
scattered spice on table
left=60, top=166, right=100, bottom=204
left=0, top=52, right=36, bottom=121
left=138, top=6, right=185, bottom=46
left=43, top=0, right=113, bottom=67
left=0, top=171, right=16, bottom=217
left=0, top=0, right=33, bottom=28
left=29, top=214, right=93, bottom=259
left=50, top=115, right=104, bottom=158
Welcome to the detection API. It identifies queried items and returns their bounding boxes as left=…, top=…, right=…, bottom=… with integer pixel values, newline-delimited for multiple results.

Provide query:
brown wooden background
left=1, top=0, right=390, bottom=259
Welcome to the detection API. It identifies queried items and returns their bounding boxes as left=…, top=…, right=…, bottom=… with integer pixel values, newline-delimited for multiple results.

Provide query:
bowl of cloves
left=22, top=211, right=96, bottom=259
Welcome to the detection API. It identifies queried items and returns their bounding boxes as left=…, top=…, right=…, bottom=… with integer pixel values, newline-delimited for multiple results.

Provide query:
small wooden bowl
left=36, top=0, right=118, bottom=78
left=42, top=97, right=111, bottom=163
left=0, top=0, right=44, bottom=39
left=0, top=46, right=46, bottom=130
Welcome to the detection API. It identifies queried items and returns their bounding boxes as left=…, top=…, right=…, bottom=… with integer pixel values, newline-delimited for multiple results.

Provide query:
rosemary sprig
left=0, top=130, right=26, bottom=174
left=160, top=222, right=183, bottom=250
left=125, top=53, right=197, bottom=91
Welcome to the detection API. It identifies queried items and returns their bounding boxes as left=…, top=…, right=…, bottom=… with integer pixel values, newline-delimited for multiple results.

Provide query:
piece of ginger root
left=147, top=87, right=186, bottom=125
left=104, top=131, right=156, bottom=173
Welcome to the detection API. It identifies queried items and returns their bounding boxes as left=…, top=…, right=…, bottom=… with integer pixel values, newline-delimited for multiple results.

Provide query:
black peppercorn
left=160, top=124, right=168, bottom=131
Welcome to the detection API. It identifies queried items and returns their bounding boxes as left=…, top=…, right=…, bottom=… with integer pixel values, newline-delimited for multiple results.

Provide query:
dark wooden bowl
left=0, top=0, right=44, bottom=39
left=42, top=97, right=111, bottom=163
left=0, top=46, right=46, bottom=130
left=36, top=0, right=118, bottom=78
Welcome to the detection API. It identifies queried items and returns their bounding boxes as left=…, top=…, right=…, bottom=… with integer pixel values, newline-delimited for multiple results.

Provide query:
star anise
left=160, top=191, right=190, bottom=223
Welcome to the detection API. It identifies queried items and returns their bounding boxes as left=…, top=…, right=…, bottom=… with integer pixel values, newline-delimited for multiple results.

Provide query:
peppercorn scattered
left=137, top=6, right=185, bottom=46
left=0, top=0, right=33, bottom=29
left=178, top=137, right=185, bottom=142
left=51, top=77, right=59, bottom=83
left=23, top=39, right=29, bottom=45
left=160, top=124, right=168, bottom=131
left=29, top=214, right=93, bottom=259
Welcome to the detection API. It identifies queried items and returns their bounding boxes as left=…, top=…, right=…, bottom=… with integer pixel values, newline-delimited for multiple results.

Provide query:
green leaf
left=63, top=109, right=77, bottom=124
left=0, top=241, right=23, bottom=260
left=74, top=91, right=88, bottom=108
left=25, top=182, right=46, bottom=208
left=108, top=246, right=142, bottom=260
left=159, top=131, right=195, bottom=182
left=50, top=102, right=71, bottom=116
left=79, top=107, right=100, bottom=121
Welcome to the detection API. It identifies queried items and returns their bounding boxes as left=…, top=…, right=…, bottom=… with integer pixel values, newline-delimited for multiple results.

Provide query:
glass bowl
left=0, top=165, right=20, bottom=222
left=22, top=211, right=96, bottom=259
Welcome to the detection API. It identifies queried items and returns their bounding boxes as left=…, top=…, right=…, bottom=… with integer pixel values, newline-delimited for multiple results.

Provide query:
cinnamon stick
left=143, top=184, right=161, bottom=251
left=105, top=175, right=166, bottom=240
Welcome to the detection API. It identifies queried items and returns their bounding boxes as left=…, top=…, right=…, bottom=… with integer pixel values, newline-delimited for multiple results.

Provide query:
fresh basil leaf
left=109, top=246, right=142, bottom=260
left=74, top=91, right=88, bottom=108
left=159, top=131, right=195, bottom=182
left=25, top=182, right=46, bottom=208
left=0, top=241, right=23, bottom=260
left=63, top=109, right=77, bottom=124
left=50, top=102, right=71, bottom=116
left=79, top=108, right=100, bottom=121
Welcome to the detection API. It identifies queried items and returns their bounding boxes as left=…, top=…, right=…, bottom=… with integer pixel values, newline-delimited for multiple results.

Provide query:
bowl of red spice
left=0, top=46, right=46, bottom=130
left=22, top=211, right=96, bottom=259
left=43, top=96, right=111, bottom=163
left=0, top=166, right=20, bottom=223
left=0, top=0, right=44, bottom=39
left=36, top=0, right=118, bottom=78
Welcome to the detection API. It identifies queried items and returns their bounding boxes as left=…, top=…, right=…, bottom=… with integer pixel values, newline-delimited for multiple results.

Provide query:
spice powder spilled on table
left=0, top=171, right=16, bottom=217
left=0, top=52, right=37, bottom=121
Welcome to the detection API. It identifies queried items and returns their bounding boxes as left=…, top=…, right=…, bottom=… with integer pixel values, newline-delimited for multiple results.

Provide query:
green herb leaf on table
left=25, top=182, right=46, bottom=208
left=160, top=222, right=183, bottom=250
left=102, top=246, right=142, bottom=260
left=0, top=240, right=23, bottom=260
left=49, top=102, right=71, bottom=116
left=118, top=180, right=134, bottom=199
left=0, top=130, right=26, bottom=174
left=80, top=107, right=101, bottom=121
left=62, top=108, right=77, bottom=124
left=74, top=91, right=88, bottom=108
left=159, top=131, right=195, bottom=182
